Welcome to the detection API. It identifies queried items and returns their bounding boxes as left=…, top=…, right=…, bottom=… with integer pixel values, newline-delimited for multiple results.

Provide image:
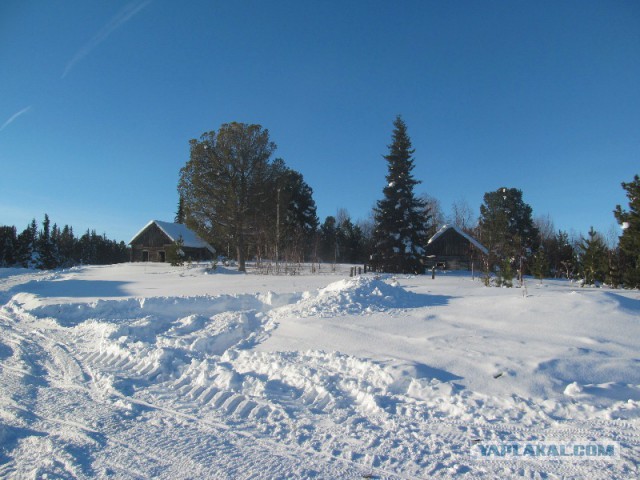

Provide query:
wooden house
left=129, top=220, right=215, bottom=262
left=424, top=225, right=488, bottom=271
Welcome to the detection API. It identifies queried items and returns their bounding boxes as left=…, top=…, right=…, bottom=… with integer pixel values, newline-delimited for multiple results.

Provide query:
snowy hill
left=0, top=264, right=638, bottom=479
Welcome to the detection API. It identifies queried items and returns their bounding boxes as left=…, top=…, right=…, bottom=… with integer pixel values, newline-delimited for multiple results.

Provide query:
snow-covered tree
left=371, top=116, right=430, bottom=274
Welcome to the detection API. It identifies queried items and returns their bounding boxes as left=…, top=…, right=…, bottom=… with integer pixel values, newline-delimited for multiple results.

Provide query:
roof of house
left=129, top=220, right=215, bottom=254
left=427, top=224, right=488, bottom=255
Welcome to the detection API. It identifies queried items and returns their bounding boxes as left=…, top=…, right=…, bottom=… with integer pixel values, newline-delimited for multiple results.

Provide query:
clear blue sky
left=1, top=0, right=638, bottom=243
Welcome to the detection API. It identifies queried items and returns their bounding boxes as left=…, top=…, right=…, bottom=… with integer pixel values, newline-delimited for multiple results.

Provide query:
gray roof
left=130, top=220, right=215, bottom=254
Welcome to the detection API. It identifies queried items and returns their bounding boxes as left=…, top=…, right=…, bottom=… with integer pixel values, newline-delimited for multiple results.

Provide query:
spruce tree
left=175, top=195, right=185, bottom=224
left=372, top=116, right=430, bottom=274
left=614, top=174, right=640, bottom=288
left=37, top=214, right=57, bottom=270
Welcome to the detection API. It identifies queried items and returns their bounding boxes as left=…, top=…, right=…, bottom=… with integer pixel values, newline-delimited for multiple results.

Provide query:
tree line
left=177, top=118, right=639, bottom=288
left=470, top=185, right=637, bottom=288
left=1, top=118, right=637, bottom=290
left=0, top=214, right=129, bottom=269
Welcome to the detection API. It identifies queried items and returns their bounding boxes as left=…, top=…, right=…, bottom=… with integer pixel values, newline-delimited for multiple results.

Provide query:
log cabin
left=424, top=225, right=488, bottom=271
left=129, top=220, right=215, bottom=262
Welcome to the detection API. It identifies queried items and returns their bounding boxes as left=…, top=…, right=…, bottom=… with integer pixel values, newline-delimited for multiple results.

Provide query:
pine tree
left=372, top=116, right=430, bottom=274
left=479, top=187, right=538, bottom=273
left=579, top=227, right=608, bottom=286
left=614, top=174, right=640, bottom=288
left=179, top=122, right=276, bottom=272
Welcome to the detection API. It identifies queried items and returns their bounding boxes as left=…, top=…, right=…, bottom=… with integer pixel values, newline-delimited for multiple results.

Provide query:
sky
left=1, top=0, right=639, bottom=244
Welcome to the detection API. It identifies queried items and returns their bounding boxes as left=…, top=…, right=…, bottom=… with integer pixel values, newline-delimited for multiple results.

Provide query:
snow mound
left=279, top=275, right=435, bottom=318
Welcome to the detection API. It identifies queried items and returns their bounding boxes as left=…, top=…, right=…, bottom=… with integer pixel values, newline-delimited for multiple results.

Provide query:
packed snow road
left=0, top=264, right=638, bottom=478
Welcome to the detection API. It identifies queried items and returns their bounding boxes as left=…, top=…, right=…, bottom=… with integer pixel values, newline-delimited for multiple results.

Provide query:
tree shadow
left=410, top=361, right=464, bottom=383
left=603, top=291, right=640, bottom=313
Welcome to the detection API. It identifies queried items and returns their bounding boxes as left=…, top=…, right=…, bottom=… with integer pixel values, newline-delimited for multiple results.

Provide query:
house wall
left=131, top=246, right=165, bottom=262
left=130, top=223, right=170, bottom=262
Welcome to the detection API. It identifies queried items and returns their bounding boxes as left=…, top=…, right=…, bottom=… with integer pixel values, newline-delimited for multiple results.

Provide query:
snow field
left=0, top=264, right=639, bottom=478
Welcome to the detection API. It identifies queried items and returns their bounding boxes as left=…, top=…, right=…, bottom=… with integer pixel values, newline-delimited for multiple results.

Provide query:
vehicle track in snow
left=0, top=304, right=414, bottom=479
left=1, top=276, right=639, bottom=479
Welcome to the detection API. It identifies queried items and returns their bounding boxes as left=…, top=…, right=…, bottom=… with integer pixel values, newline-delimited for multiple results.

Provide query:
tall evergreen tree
left=37, top=214, right=57, bottom=270
left=175, top=195, right=186, bottom=224
left=372, top=116, right=430, bottom=274
left=614, top=174, right=640, bottom=288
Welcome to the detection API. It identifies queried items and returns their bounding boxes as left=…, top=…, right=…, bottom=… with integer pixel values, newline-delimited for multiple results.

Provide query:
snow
left=0, top=263, right=639, bottom=479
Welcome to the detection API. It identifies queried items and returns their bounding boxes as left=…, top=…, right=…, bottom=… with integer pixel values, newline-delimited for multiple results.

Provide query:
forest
left=0, top=214, right=128, bottom=269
